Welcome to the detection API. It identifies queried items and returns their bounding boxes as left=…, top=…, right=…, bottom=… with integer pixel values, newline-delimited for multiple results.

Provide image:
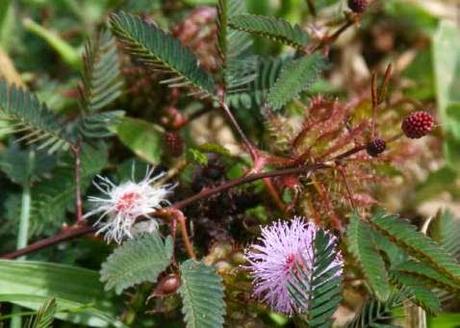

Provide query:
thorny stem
left=219, top=99, right=259, bottom=161
left=218, top=97, right=286, bottom=210
left=309, top=19, right=355, bottom=54
left=371, top=73, right=378, bottom=138
left=72, top=141, right=83, bottom=223
left=263, top=177, right=286, bottom=212
left=337, top=166, right=356, bottom=209
left=156, top=208, right=196, bottom=260
left=1, top=133, right=396, bottom=260
left=1, top=163, right=330, bottom=259
left=175, top=211, right=196, bottom=260
left=172, top=162, right=330, bottom=210
left=0, top=136, right=383, bottom=260
left=2, top=224, right=95, bottom=259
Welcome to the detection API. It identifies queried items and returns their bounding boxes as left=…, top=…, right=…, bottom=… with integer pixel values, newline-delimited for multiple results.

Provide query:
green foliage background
left=0, top=0, right=459, bottom=327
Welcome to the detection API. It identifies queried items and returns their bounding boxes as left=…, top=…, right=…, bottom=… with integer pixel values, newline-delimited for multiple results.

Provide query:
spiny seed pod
left=164, top=131, right=184, bottom=157
left=348, top=0, right=368, bottom=13
left=401, top=111, right=434, bottom=139
left=366, top=138, right=386, bottom=157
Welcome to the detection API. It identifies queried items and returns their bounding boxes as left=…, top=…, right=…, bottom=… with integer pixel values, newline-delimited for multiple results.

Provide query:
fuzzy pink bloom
left=84, top=167, right=175, bottom=244
left=245, top=217, right=342, bottom=315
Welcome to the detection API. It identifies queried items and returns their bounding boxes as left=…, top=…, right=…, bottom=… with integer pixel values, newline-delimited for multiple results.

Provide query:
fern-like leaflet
left=0, top=81, right=71, bottom=153
left=287, top=230, right=342, bottom=328
left=218, top=0, right=257, bottom=94
left=229, top=14, right=309, bottom=50
left=80, top=30, right=123, bottom=113
left=267, top=53, right=327, bottom=111
left=227, top=56, right=288, bottom=109
left=110, top=12, right=215, bottom=98
left=100, top=233, right=173, bottom=294
left=25, top=298, right=56, bottom=328
left=370, top=211, right=460, bottom=284
left=346, top=293, right=405, bottom=328
left=179, top=260, right=226, bottom=328
left=347, top=214, right=391, bottom=301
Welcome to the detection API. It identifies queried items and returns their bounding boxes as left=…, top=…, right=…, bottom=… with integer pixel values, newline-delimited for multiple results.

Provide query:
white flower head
left=84, top=167, right=175, bottom=244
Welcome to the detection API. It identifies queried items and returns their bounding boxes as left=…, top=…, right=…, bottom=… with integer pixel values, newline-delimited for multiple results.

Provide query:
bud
left=348, top=0, right=368, bottom=13
left=366, top=138, right=386, bottom=157
left=164, top=131, right=184, bottom=157
left=153, top=274, right=181, bottom=297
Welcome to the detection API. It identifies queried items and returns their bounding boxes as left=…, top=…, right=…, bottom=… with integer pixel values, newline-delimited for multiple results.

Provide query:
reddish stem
left=1, top=224, right=93, bottom=259
left=262, top=178, right=286, bottom=212
left=1, top=141, right=371, bottom=260
left=219, top=100, right=259, bottom=161
left=0, top=163, right=329, bottom=259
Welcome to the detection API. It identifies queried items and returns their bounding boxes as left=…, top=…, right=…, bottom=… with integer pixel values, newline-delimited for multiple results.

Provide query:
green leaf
left=187, top=148, right=209, bottom=165
left=229, top=14, right=309, bottom=50
left=0, top=146, right=56, bottom=185
left=429, top=210, right=460, bottom=257
left=267, top=54, right=326, bottom=110
left=288, top=230, right=342, bottom=327
left=0, top=260, right=125, bottom=327
left=110, top=12, right=215, bottom=96
left=80, top=30, right=123, bottom=113
left=415, top=166, right=459, bottom=204
left=390, top=260, right=459, bottom=292
left=29, top=143, right=108, bottom=236
left=197, top=143, right=232, bottom=157
left=78, top=110, right=125, bottom=139
left=433, top=21, right=460, bottom=169
left=227, top=56, right=288, bottom=109
left=179, top=260, right=226, bottom=328
left=222, top=0, right=255, bottom=91
left=370, top=212, right=460, bottom=285
left=26, top=298, right=57, bottom=328
left=0, top=81, right=71, bottom=153
left=346, top=293, right=405, bottom=328
left=347, top=214, right=391, bottom=301
left=390, top=271, right=441, bottom=314
left=22, top=18, right=81, bottom=70
left=112, top=117, right=164, bottom=164
left=100, top=233, right=174, bottom=294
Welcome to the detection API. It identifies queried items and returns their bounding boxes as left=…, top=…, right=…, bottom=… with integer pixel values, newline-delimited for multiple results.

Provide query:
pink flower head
left=245, top=217, right=342, bottom=315
left=84, top=167, right=175, bottom=244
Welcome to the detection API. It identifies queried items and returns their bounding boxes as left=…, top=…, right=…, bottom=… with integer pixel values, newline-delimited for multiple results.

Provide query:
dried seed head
left=348, top=0, right=368, bottom=13
left=401, top=111, right=434, bottom=139
left=366, top=138, right=386, bottom=157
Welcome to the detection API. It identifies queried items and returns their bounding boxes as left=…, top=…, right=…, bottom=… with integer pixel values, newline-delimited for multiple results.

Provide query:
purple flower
left=245, top=217, right=342, bottom=315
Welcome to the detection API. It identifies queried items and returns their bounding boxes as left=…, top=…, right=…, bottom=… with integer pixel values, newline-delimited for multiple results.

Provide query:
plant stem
left=10, top=179, right=32, bottom=328
left=172, top=162, right=330, bottom=209
left=1, top=163, right=330, bottom=259
left=3, top=140, right=375, bottom=260
left=72, top=142, right=83, bottom=223
left=2, top=224, right=94, bottom=260
left=219, top=100, right=259, bottom=161
left=1, top=137, right=374, bottom=260
left=16, top=184, right=31, bottom=255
